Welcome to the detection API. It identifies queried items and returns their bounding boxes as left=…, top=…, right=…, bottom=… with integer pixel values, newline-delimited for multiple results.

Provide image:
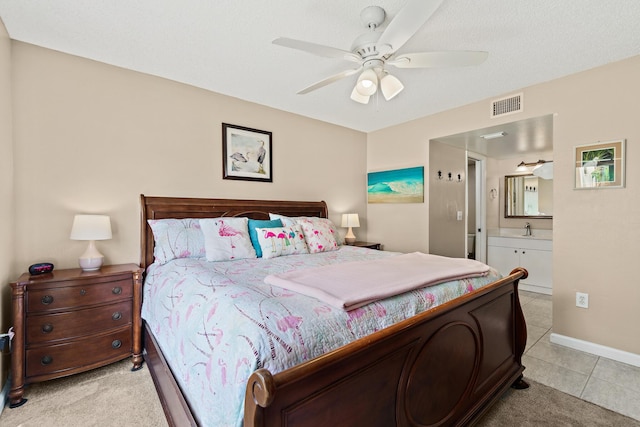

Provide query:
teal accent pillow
left=248, top=219, right=283, bottom=257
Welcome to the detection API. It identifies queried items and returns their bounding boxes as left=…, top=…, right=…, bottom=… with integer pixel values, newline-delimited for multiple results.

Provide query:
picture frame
left=574, top=139, right=625, bottom=189
left=367, top=166, right=424, bottom=203
left=222, top=123, right=272, bottom=182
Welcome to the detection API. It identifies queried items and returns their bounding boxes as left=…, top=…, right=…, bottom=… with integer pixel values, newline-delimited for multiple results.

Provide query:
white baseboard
left=0, top=374, right=10, bottom=418
left=550, top=333, right=640, bottom=368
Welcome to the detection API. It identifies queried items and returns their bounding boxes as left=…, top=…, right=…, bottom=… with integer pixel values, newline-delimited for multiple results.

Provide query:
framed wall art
left=222, top=123, right=272, bottom=182
left=367, top=166, right=424, bottom=203
left=574, top=139, right=625, bottom=189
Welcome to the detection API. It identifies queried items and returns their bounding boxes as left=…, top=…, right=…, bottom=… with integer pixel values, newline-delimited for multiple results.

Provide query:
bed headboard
left=140, top=194, right=329, bottom=270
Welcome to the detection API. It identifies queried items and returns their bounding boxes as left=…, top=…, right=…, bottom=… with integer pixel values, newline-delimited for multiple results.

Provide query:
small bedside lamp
left=70, top=214, right=112, bottom=271
left=341, top=213, right=360, bottom=245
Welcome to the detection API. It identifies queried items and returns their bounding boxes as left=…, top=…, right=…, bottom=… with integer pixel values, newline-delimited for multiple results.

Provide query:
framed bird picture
left=222, top=123, right=272, bottom=182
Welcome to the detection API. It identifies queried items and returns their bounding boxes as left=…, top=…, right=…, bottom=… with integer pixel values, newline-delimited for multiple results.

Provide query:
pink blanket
left=264, top=252, right=491, bottom=310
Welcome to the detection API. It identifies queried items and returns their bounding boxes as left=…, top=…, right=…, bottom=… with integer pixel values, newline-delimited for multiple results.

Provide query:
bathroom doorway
left=467, top=153, right=487, bottom=263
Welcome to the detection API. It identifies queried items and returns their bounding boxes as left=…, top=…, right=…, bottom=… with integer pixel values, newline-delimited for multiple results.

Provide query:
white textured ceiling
left=1, top=1, right=640, bottom=133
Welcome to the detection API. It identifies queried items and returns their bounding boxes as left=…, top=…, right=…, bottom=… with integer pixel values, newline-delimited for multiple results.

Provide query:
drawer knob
left=41, top=355, right=53, bottom=365
left=112, top=312, right=122, bottom=321
left=80, top=289, right=87, bottom=296
left=112, top=340, right=122, bottom=349
left=41, top=295, right=54, bottom=305
left=42, top=323, right=54, bottom=333
left=112, top=287, right=122, bottom=295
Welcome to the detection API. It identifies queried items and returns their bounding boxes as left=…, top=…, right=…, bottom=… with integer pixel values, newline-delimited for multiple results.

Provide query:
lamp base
left=78, top=240, right=104, bottom=271
left=344, top=227, right=356, bottom=245
left=78, top=256, right=104, bottom=271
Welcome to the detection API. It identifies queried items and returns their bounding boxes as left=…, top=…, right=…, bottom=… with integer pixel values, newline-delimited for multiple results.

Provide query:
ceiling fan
left=273, top=0, right=488, bottom=104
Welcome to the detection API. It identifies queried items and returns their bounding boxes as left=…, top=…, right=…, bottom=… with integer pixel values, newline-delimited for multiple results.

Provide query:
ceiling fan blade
left=388, top=51, right=489, bottom=68
left=377, top=0, right=444, bottom=54
left=273, top=37, right=361, bottom=63
left=297, top=67, right=362, bottom=94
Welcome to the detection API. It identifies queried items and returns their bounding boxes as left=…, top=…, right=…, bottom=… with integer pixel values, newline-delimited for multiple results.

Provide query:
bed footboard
left=245, top=268, right=528, bottom=427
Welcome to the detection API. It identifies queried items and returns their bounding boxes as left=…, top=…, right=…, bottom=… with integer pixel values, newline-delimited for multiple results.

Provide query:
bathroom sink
left=489, top=228, right=552, bottom=240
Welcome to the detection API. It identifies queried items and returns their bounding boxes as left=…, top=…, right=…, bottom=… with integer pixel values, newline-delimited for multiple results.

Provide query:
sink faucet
left=524, top=222, right=532, bottom=236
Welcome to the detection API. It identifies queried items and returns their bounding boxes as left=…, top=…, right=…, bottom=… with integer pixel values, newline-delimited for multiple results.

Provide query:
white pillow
left=255, top=224, right=309, bottom=259
left=269, top=214, right=344, bottom=245
left=199, top=217, right=256, bottom=261
left=296, top=218, right=339, bottom=253
left=147, top=218, right=206, bottom=265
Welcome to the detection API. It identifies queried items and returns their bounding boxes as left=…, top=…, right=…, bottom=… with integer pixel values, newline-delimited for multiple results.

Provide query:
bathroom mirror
left=505, top=174, right=553, bottom=218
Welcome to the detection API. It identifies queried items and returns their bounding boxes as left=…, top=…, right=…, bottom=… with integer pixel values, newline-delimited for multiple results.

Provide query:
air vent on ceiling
left=490, top=93, right=523, bottom=118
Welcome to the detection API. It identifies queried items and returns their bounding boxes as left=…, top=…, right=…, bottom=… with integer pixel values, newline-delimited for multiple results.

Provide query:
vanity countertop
left=488, top=228, right=552, bottom=241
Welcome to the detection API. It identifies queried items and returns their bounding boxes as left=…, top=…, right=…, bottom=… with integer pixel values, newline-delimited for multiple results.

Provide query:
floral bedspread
left=141, top=246, right=500, bottom=427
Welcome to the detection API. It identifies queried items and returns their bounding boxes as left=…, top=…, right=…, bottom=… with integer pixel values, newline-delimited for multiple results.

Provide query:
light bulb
left=355, top=69, right=378, bottom=96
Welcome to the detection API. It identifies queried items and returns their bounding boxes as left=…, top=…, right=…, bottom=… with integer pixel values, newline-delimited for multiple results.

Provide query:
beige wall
left=368, top=55, right=640, bottom=355
left=0, top=18, right=14, bottom=387
left=9, top=42, right=368, bottom=273
left=428, top=141, right=466, bottom=258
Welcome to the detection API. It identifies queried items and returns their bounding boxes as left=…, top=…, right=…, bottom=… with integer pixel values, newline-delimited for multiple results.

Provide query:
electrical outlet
left=576, top=292, right=589, bottom=308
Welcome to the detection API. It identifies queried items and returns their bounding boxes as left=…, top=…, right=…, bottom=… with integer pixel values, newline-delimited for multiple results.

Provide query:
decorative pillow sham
left=296, top=218, right=339, bottom=253
left=148, top=218, right=206, bottom=265
left=248, top=218, right=283, bottom=257
left=199, top=217, right=256, bottom=261
left=269, top=214, right=344, bottom=245
left=255, top=224, right=309, bottom=259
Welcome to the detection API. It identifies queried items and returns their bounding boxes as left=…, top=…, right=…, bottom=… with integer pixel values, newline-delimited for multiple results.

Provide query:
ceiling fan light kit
left=273, top=0, right=488, bottom=105
left=356, top=68, right=379, bottom=96
left=380, top=73, right=404, bottom=100
left=350, top=86, right=370, bottom=104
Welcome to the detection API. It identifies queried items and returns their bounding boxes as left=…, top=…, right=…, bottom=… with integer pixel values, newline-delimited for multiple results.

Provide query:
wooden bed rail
left=245, top=268, right=528, bottom=427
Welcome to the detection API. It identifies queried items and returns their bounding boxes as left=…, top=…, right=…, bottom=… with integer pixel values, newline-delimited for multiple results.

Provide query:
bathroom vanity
left=487, top=231, right=552, bottom=295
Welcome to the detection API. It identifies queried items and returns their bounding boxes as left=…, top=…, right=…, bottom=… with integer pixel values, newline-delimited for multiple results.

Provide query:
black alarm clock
left=29, top=262, right=55, bottom=276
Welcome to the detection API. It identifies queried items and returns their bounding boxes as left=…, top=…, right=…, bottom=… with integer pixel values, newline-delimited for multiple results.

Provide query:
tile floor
left=519, top=290, right=640, bottom=421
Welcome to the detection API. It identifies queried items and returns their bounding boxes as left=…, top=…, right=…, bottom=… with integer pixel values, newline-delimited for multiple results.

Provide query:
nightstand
left=9, top=263, right=143, bottom=408
left=351, top=241, right=382, bottom=250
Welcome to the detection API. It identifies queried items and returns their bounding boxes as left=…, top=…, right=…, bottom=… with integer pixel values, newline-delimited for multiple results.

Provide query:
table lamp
left=341, top=213, right=360, bottom=245
left=70, top=214, right=112, bottom=271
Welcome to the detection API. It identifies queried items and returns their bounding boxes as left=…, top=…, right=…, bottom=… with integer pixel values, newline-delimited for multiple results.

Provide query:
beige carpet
left=2, top=359, right=639, bottom=427
left=0, top=359, right=167, bottom=427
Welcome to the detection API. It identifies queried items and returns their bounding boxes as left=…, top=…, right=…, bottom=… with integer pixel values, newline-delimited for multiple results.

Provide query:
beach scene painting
left=367, top=166, right=424, bottom=203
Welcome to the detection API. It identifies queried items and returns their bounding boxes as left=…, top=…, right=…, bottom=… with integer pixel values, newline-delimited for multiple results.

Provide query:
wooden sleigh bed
left=140, top=195, right=529, bottom=427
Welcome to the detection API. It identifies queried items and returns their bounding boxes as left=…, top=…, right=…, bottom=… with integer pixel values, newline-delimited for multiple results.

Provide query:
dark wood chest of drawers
left=9, top=264, right=143, bottom=408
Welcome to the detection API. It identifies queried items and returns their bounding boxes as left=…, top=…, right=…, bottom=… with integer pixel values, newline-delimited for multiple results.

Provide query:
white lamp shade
left=355, top=69, right=378, bottom=96
left=341, top=213, right=360, bottom=228
left=380, top=74, right=404, bottom=100
left=350, top=86, right=370, bottom=104
left=70, top=215, right=112, bottom=240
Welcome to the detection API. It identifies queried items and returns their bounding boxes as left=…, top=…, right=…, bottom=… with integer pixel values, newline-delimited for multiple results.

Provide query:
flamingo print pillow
left=148, top=218, right=206, bottom=265
left=255, top=224, right=309, bottom=259
left=297, top=218, right=339, bottom=253
left=199, top=217, right=257, bottom=262
left=268, top=214, right=344, bottom=246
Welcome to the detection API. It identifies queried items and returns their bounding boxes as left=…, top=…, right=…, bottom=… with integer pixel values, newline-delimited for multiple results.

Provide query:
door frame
left=467, top=152, right=487, bottom=263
